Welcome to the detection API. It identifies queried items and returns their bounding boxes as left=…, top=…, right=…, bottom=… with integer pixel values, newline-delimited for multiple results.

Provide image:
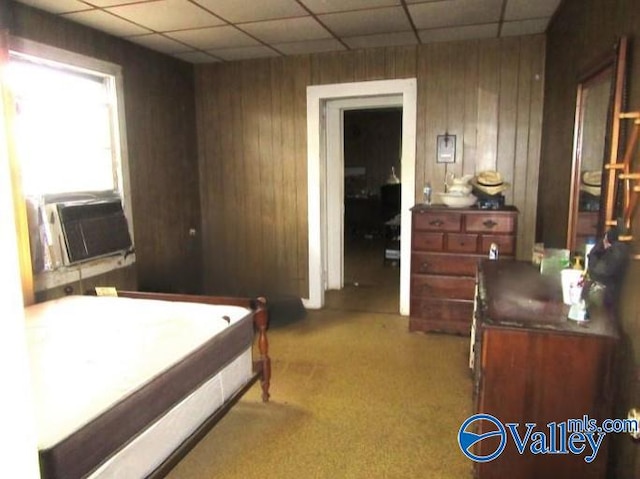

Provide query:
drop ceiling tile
left=242, top=17, right=331, bottom=44
left=319, top=7, right=411, bottom=37
left=419, top=23, right=499, bottom=43
left=172, top=51, right=221, bottom=63
left=501, top=18, right=549, bottom=37
left=126, top=33, right=192, bottom=53
left=63, top=10, right=152, bottom=36
left=106, top=0, right=224, bottom=32
left=207, top=45, right=281, bottom=61
left=83, top=0, right=142, bottom=6
left=504, top=0, right=561, bottom=21
left=166, top=26, right=260, bottom=50
left=193, top=0, right=307, bottom=23
left=17, top=0, right=91, bottom=14
left=343, top=31, right=417, bottom=49
left=274, top=38, right=346, bottom=55
left=408, top=0, right=503, bottom=30
left=300, top=0, right=400, bottom=14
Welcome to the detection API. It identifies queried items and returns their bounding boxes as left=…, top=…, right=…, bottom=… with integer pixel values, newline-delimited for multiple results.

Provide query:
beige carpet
left=166, top=308, right=475, bottom=479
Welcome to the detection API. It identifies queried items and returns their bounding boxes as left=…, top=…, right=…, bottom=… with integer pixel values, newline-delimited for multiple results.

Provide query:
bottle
left=489, top=243, right=499, bottom=260
left=423, top=182, right=432, bottom=205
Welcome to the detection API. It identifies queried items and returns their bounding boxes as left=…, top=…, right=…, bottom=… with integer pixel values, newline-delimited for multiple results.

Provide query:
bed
left=24, top=290, right=271, bottom=479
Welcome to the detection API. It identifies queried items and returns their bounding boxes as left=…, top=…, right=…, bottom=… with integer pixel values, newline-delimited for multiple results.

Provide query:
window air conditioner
left=45, top=198, right=133, bottom=267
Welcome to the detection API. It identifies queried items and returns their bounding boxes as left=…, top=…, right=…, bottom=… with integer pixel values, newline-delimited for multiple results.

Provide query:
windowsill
left=34, top=253, right=136, bottom=292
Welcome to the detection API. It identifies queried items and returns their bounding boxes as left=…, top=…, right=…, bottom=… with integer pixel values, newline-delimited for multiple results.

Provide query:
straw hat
left=471, top=170, right=510, bottom=196
left=476, top=170, right=504, bottom=186
left=581, top=170, right=602, bottom=187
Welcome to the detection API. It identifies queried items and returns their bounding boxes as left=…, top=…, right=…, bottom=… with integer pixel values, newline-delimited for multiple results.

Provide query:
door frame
left=305, top=78, right=417, bottom=315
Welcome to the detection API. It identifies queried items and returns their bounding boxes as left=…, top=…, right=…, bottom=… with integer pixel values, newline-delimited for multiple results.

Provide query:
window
left=6, top=37, right=134, bottom=290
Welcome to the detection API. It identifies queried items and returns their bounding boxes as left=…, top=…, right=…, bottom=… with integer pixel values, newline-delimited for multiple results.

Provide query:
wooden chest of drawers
left=409, top=204, right=518, bottom=335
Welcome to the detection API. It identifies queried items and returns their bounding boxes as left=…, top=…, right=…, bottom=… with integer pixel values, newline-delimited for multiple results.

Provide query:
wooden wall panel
left=196, top=37, right=545, bottom=298
left=543, top=1, right=640, bottom=477
left=9, top=2, right=200, bottom=295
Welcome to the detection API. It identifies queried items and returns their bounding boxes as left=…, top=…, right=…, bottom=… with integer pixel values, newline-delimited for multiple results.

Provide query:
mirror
left=567, top=37, right=628, bottom=255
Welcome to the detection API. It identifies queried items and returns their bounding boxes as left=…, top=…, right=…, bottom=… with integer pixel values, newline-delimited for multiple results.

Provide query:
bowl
left=438, top=192, right=477, bottom=208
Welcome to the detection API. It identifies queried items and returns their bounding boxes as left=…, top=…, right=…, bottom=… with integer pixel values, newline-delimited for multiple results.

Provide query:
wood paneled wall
left=543, top=1, right=640, bottom=477
left=8, top=2, right=201, bottom=296
left=196, top=35, right=545, bottom=298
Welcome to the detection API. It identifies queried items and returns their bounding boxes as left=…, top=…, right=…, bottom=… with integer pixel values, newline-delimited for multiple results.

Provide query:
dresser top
left=411, top=204, right=518, bottom=213
left=477, top=260, right=619, bottom=339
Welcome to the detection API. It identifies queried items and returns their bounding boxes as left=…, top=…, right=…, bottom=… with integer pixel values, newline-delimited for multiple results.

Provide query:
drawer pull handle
left=429, top=219, right=444, bottom=227
left=420, top=262, right=429, bottom=271
left=483, top=219, right=498, bottom=229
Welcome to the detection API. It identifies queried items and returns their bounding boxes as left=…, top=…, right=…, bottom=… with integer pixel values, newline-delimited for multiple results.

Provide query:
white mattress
left=88, top=349, right=253, bottom=479
left=24, top=295, right=251, bottom=450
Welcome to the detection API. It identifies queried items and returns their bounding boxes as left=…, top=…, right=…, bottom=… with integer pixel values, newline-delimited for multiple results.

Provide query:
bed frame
left=115, top=290, right=271, bottom=478
left=33, top=290, right=271, bottom=479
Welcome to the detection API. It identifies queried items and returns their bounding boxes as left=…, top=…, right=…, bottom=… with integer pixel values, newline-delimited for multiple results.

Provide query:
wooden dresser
left=471, top=260, right=618, bottom=479
left=409, top=205, right=518, bottom=334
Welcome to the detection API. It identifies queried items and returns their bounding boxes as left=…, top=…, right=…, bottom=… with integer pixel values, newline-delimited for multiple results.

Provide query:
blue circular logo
left=458, top=413, right=507, bottom=462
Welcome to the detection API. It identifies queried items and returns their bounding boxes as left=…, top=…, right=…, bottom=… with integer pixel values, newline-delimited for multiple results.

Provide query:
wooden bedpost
left=255, top=297, right=271, bottom=402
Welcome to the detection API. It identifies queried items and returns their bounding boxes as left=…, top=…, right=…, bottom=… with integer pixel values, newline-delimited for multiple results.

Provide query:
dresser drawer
left=411, top=253, right=480, bottom=276
left=446, top=233, right=478, bottom=253
left=466, top=214, right=516, bottom=234
left=411, top=275, right=476, bottom=300
left=412, top=232, right=444, bottom=251
left=480, top=235, right=515, bottom=256
left=410, top=299, right=474, bottom=332
left=413, top=211, right=462, bottom=232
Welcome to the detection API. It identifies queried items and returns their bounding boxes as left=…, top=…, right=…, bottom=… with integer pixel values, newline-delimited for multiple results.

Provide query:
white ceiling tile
left=343, top=31, right=417, bottom=49
left=504, top=0, right=561, bottom=21
left=501, top=18, right=550, bottom=37
left=126, top=33, right=192, bottom=53
left=207, top=45, right=281, bottom=61
left=193, top=0, right=307, bottom=23
left=106, top=0, right=224, bottom=32
left=83, top=0, right=142, bottom=6
left=274, top=38, right=346, bottom=55
left=172, top=51, right=221, bottom=63
left=166, top=26, right=260, bottom=50
left=319, top=7, right=411, bottom=37
left=419, top=23, right=499, bottom=44
left=242, top=17, right=331, bottom=43
left=16, top=0, right=91, bottom=14
left=62, top=10, right=152, bottom=36
left=409, top=0, right=503, bottom=30
left=300, top=0, right=400, bottom=14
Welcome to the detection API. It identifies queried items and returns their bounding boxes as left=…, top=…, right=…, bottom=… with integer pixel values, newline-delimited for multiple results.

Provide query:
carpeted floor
left=166, top=236, right=474, bottom=478
left=166, top=314, right=474, bottom=478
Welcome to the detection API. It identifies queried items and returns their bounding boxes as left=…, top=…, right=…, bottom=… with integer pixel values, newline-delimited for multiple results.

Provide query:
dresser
left=471, top=260, right=618, bottom=479
left=409, top=205, right=518, bottom=334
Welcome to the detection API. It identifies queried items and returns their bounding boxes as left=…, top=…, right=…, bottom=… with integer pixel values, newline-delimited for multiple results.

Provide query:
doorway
left=305, top=79, right=417, bottom=314
left=327, top=107, right=403, bottom=313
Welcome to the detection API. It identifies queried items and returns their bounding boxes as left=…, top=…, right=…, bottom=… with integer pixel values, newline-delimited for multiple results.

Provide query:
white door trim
left=305, top=78, right=417, bottom=315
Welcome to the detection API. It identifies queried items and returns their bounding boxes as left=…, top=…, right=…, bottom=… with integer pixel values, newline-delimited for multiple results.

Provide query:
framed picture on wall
left=436, top=134, right=456, bottom=163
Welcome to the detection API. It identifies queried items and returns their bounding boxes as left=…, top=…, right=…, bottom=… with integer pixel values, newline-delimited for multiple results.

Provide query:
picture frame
left=436, top=134, right=456, bottom=163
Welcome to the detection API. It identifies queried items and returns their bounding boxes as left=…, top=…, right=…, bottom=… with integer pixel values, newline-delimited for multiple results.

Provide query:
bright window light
left=7, top=56, right=119, bottom=197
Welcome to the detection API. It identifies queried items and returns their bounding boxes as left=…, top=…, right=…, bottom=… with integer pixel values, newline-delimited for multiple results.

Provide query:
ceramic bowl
left=438, top=192, right=477, bottom=208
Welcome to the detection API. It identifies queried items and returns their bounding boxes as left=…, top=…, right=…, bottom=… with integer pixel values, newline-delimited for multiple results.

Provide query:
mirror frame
left=567, top=36, right=628, bottom=253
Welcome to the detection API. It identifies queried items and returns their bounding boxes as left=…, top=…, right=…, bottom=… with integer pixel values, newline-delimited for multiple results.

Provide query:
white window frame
left=9, top=36, right=135, bottom=292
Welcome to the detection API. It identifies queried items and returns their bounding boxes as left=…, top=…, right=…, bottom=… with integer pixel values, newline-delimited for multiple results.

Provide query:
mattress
left=25, top=295, right=254, bottom=479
